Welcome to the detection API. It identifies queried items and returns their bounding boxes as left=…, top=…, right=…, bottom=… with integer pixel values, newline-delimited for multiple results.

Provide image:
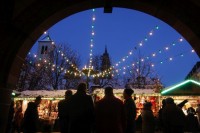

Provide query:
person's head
left=35, top=96, right=42, bottom=105
left=165, top=97, right=174, bottom=105
left=123, top=88, right=134, bottom=99
left=143, top=102, right=152, bottom=110
left=65, top=90, right=73, bottom=99
left=77, top=82, right=87, bottom=93
left=104, top=86, right=114, bottom=96
left=187, top=107, right=196, bottom=115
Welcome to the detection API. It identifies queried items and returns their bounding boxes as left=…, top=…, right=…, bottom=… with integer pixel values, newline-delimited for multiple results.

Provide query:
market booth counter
left=14, top=90, right=77, bottom=132
left=161, top=79, right=200, bottom=113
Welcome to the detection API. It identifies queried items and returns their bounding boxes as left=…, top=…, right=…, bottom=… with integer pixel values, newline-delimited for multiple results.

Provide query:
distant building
left=37, top=34, right=55, bottom=60
left=185, top=61, right=200, bottom=81
left=100, top=45, right=111, bottom=71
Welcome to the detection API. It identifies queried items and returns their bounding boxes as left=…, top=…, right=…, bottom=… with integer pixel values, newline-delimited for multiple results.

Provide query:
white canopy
left=15, top=88, right=159, bottom=99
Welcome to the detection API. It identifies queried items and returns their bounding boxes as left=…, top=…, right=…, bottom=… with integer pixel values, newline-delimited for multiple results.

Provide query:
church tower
left=37, top=34, right=55, bottom=60
left=100, top=45, right=111, bottom=71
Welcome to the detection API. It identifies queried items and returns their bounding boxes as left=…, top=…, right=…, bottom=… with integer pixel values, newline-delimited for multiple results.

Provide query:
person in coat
left=141, top=102, right=155, bottom=133
left=58, top=90, right=73, bottom=133
left=158, top=99, right=166, bottom=132
left=162, top=97, right=185, bottom=133
left=23, top=96, right=42, bottom=133
left=95, top=86, right=126, bottom=133
left=123, top=88, right=136, bottom=133
left=67, top=82, right=94, bottom=133
left=12, top=107, right=23, bottom=133
left=185, top=107, right=199, bottom=132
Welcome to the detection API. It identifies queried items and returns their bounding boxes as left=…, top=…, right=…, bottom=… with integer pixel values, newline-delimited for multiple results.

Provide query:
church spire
left=105, top=45, right=108, bottom=54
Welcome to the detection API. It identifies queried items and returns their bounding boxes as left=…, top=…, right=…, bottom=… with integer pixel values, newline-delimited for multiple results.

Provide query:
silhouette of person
left=67, top=82, right=94, bottom=133
left=162, top=97, right=185, bottom=133
left=58, top=90, right=73, bottom=133
left=6, top=100, right=14, bottom=133
left=23, top=96, right=42, bottom=133
left=185, top=107, right=199, bottom=132
left=95, top=86, right=126, bottom=133
left=177, top=99, right=188, bottom=108
left=123, top=88, right=136, bottom=133
left=158, top=99, right=166, bottom=132
left=196, top=103, right=200, bottom=126
left=12, top=107, right=23, bottom=133
left=141, top=102, right=155, bottom=133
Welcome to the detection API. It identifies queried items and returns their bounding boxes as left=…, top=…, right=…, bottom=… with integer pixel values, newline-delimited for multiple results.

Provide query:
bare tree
left=48, top=43, right=81, bottom=90
left=16, top=43, right=81, bottom=90
left=124, top=51, right=162, bottom=89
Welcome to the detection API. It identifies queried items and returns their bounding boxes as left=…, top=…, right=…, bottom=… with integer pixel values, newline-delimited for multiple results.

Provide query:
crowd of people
left=6, top=82, right=200, bottom=133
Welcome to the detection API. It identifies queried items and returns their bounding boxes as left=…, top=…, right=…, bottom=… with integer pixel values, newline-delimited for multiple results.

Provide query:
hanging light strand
left=88, top=9, right=96, bottom=72
left=96, top=26, right=159, bottom=76
left=114, top=49, right=196, bottom=76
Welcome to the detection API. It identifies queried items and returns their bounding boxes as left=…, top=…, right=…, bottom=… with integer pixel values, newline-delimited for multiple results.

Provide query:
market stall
left=93, top=88, right=161, bottom=116
left=14, top=88, right=161, bottom=132
left=161, top=79, right=200, bottom=114
left=14, top=90, right=77, bottom=132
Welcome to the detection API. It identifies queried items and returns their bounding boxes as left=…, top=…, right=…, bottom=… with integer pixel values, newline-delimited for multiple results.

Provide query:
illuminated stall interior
left=161, top=79, right=200, bottom=114
left=14, top=88, right=161, bottom=119
left=93, top=88, right=161, bottom=117
left=14, top=90, right=77, bottom=120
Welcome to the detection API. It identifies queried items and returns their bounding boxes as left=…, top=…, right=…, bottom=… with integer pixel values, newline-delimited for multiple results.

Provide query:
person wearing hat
left=23, top=96, right=42, bottom=133
left=141, top=102, right=155, bottom=133
left=123, top=88, right=136, bottom=133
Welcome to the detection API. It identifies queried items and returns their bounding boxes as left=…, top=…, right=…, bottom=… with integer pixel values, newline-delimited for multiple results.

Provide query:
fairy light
left=27, top=23, right=197, bottom=79
left=110, top=25, right=159, bottom=70
left=179, top=38, right=183, bottom=42
left=86, top=8, right=96, bottom=76
left=134, top=36, right=186, bottom=61
left=27, top=50, right=83, bottom=76
left=111, top=49, right=196, bottom=77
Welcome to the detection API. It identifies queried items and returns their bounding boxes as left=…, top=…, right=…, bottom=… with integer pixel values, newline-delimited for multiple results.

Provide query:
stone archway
left=0, top=0, right=200, bottom=132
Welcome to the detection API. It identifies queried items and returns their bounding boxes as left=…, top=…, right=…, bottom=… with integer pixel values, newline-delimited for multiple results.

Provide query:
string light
left=111, top=49, right=196, bottom=77
left=27, top=18, right=197, bottom=79
left=109, top=26, right=159, bottom=71
left=87, top=8, right=96, bottom=76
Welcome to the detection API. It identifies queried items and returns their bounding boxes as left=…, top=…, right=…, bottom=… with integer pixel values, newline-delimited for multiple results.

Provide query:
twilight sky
left=31, top=8, right=199, bottom=87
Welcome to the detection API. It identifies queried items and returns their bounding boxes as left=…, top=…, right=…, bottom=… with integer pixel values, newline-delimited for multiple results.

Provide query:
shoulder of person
left=27, top=102, right=35, bottom=108
left=114, top=97, right=123, bottom=104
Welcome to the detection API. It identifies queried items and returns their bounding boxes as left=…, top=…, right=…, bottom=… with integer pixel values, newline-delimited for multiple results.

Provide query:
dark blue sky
left=31, top=8, right=199, bottom=87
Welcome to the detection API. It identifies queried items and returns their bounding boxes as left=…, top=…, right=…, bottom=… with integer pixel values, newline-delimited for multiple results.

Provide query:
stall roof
left=15, top=90, right=77, bottom=99
left=14, top=88, right=158, bottom=100
left=161, top=79, right=200, bottom=96
left=94, top=88, right=158, bottom=95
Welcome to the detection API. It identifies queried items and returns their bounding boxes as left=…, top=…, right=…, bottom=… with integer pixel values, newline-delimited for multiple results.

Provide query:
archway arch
left=1, top=0, right=200, bottom=132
